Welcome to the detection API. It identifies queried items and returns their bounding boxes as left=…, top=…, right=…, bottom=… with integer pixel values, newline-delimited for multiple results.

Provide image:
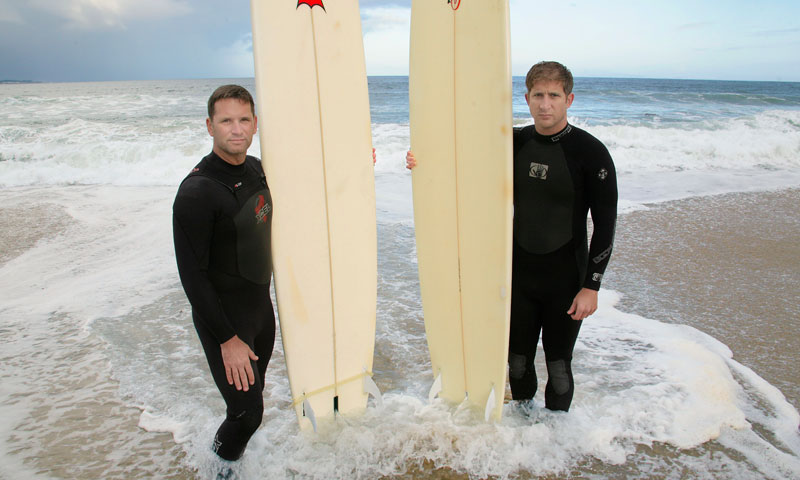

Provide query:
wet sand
left=0, top=196, right=195, bottom=479
left=604, top=188, right=800, bottom=411
left=0, top=204, right=71, bottom=266
left=1, top=188, right=797, bottom=479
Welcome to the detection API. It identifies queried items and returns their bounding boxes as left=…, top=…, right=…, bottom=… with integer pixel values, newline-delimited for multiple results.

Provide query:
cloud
left=711, top=39, right=800, bottom=52
left=361, top=5, right=410, bottom=34
left=0, top=0, right=23, bottom=24
left=752, top=27, right=800, bottom=37
left=361, top=5, right=410, bottom=75
left=675, top=22, right=713, bottom=31
left=360, top=0, right=410, bottom=7
left=212, top=33, right=255, bottom=78
left=28, top=0, right=192, bottom=30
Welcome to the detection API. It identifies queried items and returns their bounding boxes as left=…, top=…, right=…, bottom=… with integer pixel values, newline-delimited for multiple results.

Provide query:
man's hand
left=405, top=150, right=416, bottom=170
left=220, top=335, right=259, bottom=392
left=567, top=288, right=598, bottom=321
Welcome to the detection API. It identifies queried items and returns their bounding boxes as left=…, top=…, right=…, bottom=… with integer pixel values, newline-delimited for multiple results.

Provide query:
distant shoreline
left=0, top=80, right=39, bottom=84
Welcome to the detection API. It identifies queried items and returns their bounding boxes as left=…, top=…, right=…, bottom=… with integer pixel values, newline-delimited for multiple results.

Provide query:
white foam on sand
left=2, top=171, right=799, bottom=480
left=0, top=186, right=187, bottom=478
left=0, top=186, right=177, bottom=321
left=133, top=286, right=800, bottom=479
left=2, top=97, right=799, bottom=477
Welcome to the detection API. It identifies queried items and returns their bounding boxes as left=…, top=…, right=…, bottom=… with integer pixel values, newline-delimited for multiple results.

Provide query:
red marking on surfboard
left=297, top=0, right=325, bottom=10
left=449, top=0, right=461, bottom=10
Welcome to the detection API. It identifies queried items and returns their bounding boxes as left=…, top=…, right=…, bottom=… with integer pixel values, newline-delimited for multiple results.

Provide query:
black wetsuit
left=173, top=151, right=275, bottom=461
left=509, top=124, right=617, bottom=411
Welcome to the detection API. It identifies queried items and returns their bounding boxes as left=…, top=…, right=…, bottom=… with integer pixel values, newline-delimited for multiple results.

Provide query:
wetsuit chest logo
left=254, top=195, right=272, bottom=224
left=529, top=162, right=549, bottom=180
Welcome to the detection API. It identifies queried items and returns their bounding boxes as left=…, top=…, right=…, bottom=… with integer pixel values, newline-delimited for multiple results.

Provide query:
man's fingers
left=239, top=369, right=249, bottom=391
left=228, top=363, right=254, bottom=391
left=568, top=303, right=584, bottom=321
left=247, top=348, right=258, bottom=385
left=571, top=305, right=596, bottom=321
left=231, top=367, right=243, bottom=391
left=405, top=150, right=416, bottom=169
left=246, top=363, right=256, bottom=386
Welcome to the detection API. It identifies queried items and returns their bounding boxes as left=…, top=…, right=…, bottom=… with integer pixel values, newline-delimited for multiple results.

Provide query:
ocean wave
left=581, top=109, right=800, bottom=174
left=2, top=111, right=799, bottom=199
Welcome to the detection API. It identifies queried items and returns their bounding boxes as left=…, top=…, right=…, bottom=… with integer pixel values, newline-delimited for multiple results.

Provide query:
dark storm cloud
left=0, top=0, right=253, bottom=82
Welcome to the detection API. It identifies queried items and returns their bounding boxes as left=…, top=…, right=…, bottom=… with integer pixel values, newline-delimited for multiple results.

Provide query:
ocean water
left=0, top=77, right=799, bottom=479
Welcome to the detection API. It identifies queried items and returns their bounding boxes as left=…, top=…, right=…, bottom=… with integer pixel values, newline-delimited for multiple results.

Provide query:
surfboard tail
left=410, top=0, right=512, bottom=422
left=251, top=0, right=377, bottom=430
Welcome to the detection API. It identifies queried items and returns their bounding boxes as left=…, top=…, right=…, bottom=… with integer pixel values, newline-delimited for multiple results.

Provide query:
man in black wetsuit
left=173, top=85, right=275, bottom=463
left=507, top=61, right=617, bottom=411
left=406, top=61, right=617, bottom=412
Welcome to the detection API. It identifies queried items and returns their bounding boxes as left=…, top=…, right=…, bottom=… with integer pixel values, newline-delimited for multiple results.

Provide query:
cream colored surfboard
left=250, top=0, right=378, bottom=431
left=409, top=0, right=513, bottom=421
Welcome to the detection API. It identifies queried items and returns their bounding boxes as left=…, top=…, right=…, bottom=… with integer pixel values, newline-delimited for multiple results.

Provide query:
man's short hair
left=207, top=84, right=255, bottom=120
left=525, top=61, right=574, bottom=95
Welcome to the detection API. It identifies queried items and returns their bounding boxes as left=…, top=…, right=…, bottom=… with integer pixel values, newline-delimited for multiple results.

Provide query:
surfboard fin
left=363, top=373, right=383, bottom=407
left=302, top=398, right=317, bottom=432
left=428, top=372, right=442, bottom=403
left=484, top=386, right=497, bottom=422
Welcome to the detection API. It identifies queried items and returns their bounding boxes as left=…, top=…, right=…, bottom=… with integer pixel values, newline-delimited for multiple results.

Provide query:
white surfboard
left=250, top=0, right=378, bottom=430
left=409, top=0, right=513, bottom=421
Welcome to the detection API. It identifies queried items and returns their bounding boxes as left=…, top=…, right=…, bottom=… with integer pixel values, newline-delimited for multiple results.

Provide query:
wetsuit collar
left=534, top=124, right=573, bottom=143
left=207, top=151, right=248, bottom=176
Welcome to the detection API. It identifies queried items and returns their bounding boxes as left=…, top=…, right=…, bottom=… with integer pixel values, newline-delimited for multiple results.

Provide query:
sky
left=0, top=0, right=798, bottom=83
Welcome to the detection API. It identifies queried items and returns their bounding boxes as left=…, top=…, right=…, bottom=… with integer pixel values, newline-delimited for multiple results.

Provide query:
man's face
left=206, top=98, right=257, bottom=164
left=525, top=80, right=574, bottom=136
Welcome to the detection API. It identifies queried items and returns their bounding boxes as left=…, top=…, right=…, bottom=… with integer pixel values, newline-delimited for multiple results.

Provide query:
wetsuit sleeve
left=172, top=178, right=237, bottom=344
left=584, top=143, right=618, bottom=291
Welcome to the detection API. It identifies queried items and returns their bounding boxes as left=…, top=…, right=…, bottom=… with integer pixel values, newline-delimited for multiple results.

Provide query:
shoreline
left=605, top=187, right=800, bottom=410
left=2, top=187, right=797, bottom=410
left=0, top=204, right=71, bottom=266
left=1, top=185, right=797, bottom=479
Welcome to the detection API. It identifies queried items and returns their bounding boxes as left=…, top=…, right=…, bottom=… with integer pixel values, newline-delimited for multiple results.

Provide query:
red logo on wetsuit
left=449, top=0, right=461, bottom=10
left=297, top=0, right=325, bottom=9
left=254, top=195, right=271, bottom=224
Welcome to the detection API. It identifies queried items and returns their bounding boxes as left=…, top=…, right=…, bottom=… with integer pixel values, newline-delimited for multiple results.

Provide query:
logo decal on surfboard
left=297, top=0, right=325, bottom=9
left=448, top=0, right=461, bottom=10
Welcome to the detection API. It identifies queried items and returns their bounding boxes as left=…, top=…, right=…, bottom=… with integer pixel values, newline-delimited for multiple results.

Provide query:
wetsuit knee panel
left=509, top=353, right=529, bottom=380
left=228, top=405, right=264, bottom=435
left=546, top=359, right=572, bottom=395
left=509, top=353, right=526, bottom=380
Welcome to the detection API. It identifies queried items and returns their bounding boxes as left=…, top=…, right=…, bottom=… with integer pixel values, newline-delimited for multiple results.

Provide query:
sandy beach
left=0, top=190, right=194, bottom=479
left=605, top=188, right=800, bottom=411
left=1, top=186, right=798, bottom=479
left=0, top=204, right=70, bottom=265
